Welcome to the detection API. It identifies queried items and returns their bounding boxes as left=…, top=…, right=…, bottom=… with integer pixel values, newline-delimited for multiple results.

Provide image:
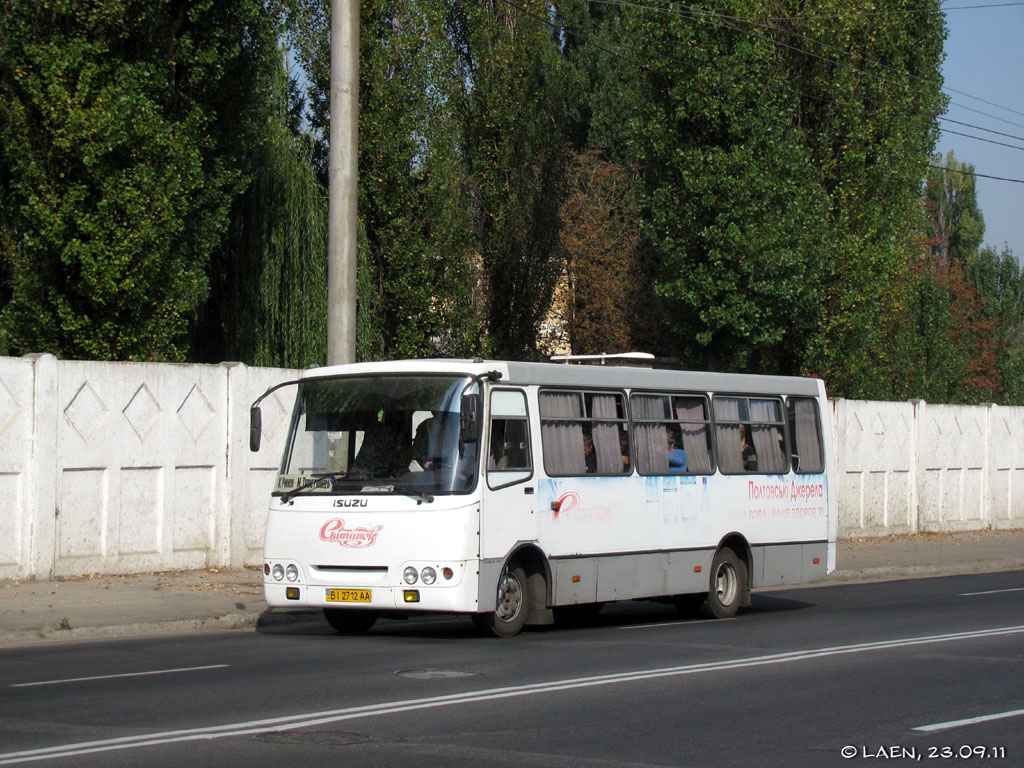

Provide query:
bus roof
left=299, top=359, right=826, bottom=398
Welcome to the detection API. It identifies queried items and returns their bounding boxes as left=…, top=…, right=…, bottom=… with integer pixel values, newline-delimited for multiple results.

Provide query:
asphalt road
left=1, top=570, right=1022, bottom=767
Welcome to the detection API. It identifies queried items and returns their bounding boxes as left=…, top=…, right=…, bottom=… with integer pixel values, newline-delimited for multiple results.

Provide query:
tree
left=901, top=152, right=1001, bottom=403
left=0, top=0, right=273, bottom=361
left=967, top=244, right=1024, bottom=404
left=605, top=0, right=946, bottom=386
left=625, top=0, right=835, bottom=373
left=924, top=151, right=985, bottom=269
left=552, top=149, right=641, bottom=355
left=458, top=0, right=570, bottom=359
left=291, top=0, right=482, bottom=360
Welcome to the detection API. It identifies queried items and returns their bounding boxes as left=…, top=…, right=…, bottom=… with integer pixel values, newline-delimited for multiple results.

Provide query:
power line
left=939, top=117, right=1024, bottom=145
left=927, top=162, right=1024, bottom=184
left=940, top=127, right=1024, bottom=152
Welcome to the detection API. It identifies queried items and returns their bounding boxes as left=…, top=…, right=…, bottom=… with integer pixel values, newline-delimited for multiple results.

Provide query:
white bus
left=250, top=355, right=836, bottom=637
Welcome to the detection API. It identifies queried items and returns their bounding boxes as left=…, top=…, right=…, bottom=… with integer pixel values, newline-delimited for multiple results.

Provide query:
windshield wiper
left=280, top=472, right=346, bottom=504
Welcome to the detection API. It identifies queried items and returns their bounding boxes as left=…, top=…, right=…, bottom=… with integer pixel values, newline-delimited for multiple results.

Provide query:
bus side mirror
left=249, top=406, right=262, bottom=452
left=460, top=393, right=481, bottom=443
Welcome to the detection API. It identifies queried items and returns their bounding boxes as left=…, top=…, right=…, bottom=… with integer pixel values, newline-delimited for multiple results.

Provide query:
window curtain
left=675, top=399, right=711, bottom=473
left=539, top=392, right=586, bottom=475
left=713, top=398, right=745, bottom=473
left=749, top=399, right=787, bottom=473
left=590, top=394, right=623, bottom=474
left=633, top=396, right=668, bottom=474
left=792, top=399, right=824, bottom=473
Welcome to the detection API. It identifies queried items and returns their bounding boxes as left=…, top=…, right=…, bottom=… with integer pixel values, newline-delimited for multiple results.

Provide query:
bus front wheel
left=702, top=547, right=747, bottom=619
left=323, top=608, right=377, bottom=634
left=472, top=563, right=528, bottom=638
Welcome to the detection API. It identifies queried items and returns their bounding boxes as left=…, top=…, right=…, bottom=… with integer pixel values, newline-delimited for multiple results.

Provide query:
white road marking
left=10, top=665, right=229, bottom=688
left=2, top=625, right=1024, bottom=765
left=913, top=708, right=1024, bottom=733
left=618, top=619, right=706, bottom=630
left=958, top=586, right=1024, bottom=597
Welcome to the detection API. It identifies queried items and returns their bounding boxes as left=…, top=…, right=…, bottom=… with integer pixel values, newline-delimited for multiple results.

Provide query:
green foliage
left=192, top=5, right=329, bottom=369
left=0, top=0, right=265, bottom=360
left=291, top=0, right=483, bottom=361
left=967, top=245, right=1024, bottom=403
left=605, top=0, right=946, bottom=385
left=460, top=0, right=569, bottom=359
left=625, top=1, right=829, bottom=372
left=5, top=0, right=1017, bottom=413
left=210, top=122, right=328, bottom=368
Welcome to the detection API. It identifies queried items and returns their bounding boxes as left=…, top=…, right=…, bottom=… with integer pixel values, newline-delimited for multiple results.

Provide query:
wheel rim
left=495, top=569, right=523, bottom=623
left=714, top=561, right=738, bottom=606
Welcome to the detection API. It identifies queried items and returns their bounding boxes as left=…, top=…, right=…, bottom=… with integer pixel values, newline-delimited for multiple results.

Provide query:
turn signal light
left=403, top=590, right=420, bottom=603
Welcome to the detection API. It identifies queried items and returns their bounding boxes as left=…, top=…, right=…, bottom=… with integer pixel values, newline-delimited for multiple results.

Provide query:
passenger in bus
left=352, top=415, right=415, bottom=476
left=413, top=412, right=440, bottom=470
left=668, top=431, right=687, bottom=473
left=414, top=411, right=458, bottom=471
left=582, top=434, right=597, bottom=474
left=739, top=424, right=758, bottom=471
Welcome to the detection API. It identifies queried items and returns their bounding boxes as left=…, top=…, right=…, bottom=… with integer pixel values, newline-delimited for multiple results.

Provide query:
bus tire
left=702, top=547, right=747, bottom=619
left=472, top=562, right=528, bottom=638
left=323, top=608, right=377, bottom=634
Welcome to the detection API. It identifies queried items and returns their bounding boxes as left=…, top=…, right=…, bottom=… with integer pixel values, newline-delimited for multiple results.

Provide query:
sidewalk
left=1, top=530, right=1022, bottom=648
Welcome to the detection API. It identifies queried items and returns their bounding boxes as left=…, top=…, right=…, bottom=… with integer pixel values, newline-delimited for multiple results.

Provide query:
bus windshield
left=275, top=374, right=480, bottom=498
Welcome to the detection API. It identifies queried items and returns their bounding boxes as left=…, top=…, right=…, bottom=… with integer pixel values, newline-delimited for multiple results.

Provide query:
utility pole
left=327, top=0, right=358, bottom=366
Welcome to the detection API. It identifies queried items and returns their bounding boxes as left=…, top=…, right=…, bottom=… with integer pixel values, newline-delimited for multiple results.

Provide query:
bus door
left=480, top=388, right=537, bottom=561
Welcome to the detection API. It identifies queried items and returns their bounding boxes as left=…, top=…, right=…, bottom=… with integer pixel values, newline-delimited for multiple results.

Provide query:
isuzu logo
left=333, top=498, right=368, bottom=508
left=319, top=518, right=383, bottom=548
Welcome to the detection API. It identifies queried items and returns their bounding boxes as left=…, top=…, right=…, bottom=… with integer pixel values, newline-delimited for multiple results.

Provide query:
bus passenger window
left=713, top=396, right=787, bottom=474
left=788, top=397, right=824, bottom=473
left=630, top=393, right=712, bottom=475
left=539, top=390, right=629, bottom=476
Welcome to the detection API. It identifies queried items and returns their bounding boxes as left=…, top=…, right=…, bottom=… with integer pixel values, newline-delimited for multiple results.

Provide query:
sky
left=936, top=1, right=1024, bottom=257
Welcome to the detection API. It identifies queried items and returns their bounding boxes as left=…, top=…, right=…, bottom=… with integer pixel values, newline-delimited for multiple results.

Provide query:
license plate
left=326, top=588, right=372, bottom=603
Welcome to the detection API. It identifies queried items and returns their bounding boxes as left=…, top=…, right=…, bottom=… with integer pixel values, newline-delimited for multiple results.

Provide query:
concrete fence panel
left=989, top=404, right=1024, bottom=530
left=54, top=360, right=231, bottom=577
left=0, top=356, right=50, bottom=580
left=916, top=402, right=989, bottom=532
left=833, top=399, right=917, bottom=537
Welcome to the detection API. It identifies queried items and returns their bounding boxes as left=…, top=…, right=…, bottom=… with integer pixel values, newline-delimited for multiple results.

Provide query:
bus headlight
left=403, top=566, right=419, bottom=585
left=272, top=563, right=285, bottom=581
left=420, top=567, right=437, bottom=585
left=285, top=564, right=299, bottom=582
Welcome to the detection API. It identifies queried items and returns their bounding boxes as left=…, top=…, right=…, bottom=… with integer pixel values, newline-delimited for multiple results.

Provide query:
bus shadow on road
left=744, top=593, right=817, bottom=615
left=254, top=592, right=817, bottom=641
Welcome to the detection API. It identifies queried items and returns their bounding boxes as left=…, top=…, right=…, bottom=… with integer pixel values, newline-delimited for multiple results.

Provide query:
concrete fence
left=0, top=355, right=1020, bottom=581
left=832, top=398, right=1023, bottom=537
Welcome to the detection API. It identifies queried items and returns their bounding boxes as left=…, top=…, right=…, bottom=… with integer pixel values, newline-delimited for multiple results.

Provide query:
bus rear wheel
left=323, top=608, right=377, bottom=634
left=702, top=547, right=747, bottom=619
left=472, top=563, right=528, bottom=638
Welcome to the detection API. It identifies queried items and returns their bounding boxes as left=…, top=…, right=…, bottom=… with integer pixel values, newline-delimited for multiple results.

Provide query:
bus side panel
left=550, top=550, right=712, bottom=606
left=751, top=541, right=829, bottom=587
